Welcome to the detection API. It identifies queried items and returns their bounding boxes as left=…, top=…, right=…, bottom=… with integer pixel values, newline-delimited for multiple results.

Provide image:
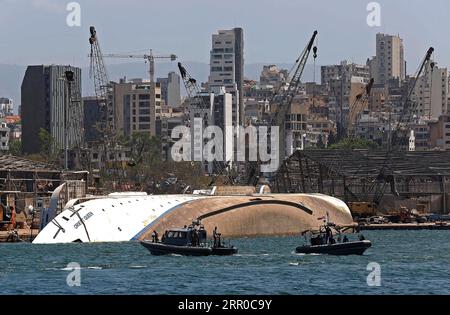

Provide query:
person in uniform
left=213, top=227, right=218, bottom=247
left=151, top=230, right=159, bottom=243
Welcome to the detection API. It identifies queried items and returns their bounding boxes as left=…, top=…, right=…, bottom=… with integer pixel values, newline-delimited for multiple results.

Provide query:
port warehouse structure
left=273, top=150, right=450, bottom=214
left=0, top=154, right=88, bottom=219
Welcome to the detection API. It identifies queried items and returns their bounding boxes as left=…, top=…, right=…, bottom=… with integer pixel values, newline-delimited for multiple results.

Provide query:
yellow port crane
left=346, top=78, right=375, bottom=138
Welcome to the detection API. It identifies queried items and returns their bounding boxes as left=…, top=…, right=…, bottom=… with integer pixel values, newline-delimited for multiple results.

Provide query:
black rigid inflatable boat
left=296, top=222, right=372, bottom=256
left=140, top=223, right=237, bottom=256
left=296, top=240, right=372, bottom=256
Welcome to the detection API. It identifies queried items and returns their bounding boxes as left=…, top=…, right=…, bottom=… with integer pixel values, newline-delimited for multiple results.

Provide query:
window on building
left=213, top=54, right=222, bottom=59
left=139, top=108, right=150, bottom=115
left=139, top=116, right=151, bottom=122
left=139, top=94, right=150, bottom=100
left=211, top=67, right=223, bottom=72
left=224, top=67, right=233, bottom=71
left=139, top=124, right=150, bottom=130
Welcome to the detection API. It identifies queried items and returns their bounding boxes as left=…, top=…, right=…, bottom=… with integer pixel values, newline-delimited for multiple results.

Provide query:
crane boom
left=89, top=26, right=110, bottom=133
left=347, top=78, right=374, bottom=138
left=390, top=47, right=434, bottom=148
left=178, top=62, right=203, bottom=101
left=271, top=31, right=318, bottom=162
left=103, top=50, right=177, bottom=83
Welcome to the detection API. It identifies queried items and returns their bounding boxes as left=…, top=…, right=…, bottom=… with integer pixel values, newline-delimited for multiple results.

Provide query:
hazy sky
left=0, top=0, right=449, bottom=71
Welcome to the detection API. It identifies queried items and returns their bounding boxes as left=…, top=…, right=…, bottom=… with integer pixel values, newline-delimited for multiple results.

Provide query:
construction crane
left=371, top=47, right=434, bottom=207
left=346, top=78, right=375, bottom=138
left=103, top=50, right=177, bottom=83
left=271, top=30, right=318, bottom=162
left=177, top=62, right=235, bottom=186
left=390, top=47, right=435, bottom=149
left=89, top=26, right=111, bottom=135
left=178, top=61, right=207, bottom=128
left=246, top=31, right=318, bottom=187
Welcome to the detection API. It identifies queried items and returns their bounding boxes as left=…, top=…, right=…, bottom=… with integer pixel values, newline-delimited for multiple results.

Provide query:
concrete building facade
left=157, top=72, right=181, bottom=108
left=321, top=60, right=370, bottom=86
left=260, top=65, right=288, bottom=88
left=110, top=78, right=161, bottom=137
left=82, top=96, right=102, bottom=143
left=187, top=91, right=233, bottom=174
left=0, top=121, right=9, bottom=151
left=412, top=61, right=448, bottom=120
left=0, top=98, right=14, bottom=117
left=429, top=115, right=450, bottom=150
left=21, top=65, right=82, bottom=154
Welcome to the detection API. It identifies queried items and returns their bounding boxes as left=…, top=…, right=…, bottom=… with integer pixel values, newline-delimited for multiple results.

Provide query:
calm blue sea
left=1, top=231, right=449, bottom=295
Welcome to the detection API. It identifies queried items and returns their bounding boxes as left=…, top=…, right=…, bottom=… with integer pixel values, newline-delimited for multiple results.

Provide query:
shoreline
left=358, top=223, right=450, bottom=231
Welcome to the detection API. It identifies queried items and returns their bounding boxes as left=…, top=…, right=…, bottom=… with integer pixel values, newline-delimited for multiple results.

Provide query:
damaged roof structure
left=0, top=154, right=88, bottom=211
left=273, top=150, right=450, bottom=213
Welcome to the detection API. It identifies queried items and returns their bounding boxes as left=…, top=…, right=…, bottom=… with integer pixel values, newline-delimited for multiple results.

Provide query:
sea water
left=1, top=231, right=449, bottom=295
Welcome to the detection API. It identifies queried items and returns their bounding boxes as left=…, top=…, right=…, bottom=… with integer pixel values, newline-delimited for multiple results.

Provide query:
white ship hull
left=33, top=194, right=210, bottom=244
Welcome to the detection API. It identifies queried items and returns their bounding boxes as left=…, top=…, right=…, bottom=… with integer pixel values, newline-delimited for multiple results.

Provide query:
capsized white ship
left=33, top=192, right=211, bottom=244
left=33, top=186, right=354, bottom=244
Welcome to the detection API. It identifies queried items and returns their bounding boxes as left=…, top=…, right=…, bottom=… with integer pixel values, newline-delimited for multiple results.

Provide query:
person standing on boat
left=213, top=227, right=218, bottom=247
left=325, top=225, right=333, bottom=245
left=151, top=230, right=159, bottom=243
left=192, top=228, right=200, bottom=246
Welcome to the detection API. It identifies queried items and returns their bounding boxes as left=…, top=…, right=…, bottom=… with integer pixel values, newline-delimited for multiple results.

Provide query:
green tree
left=124, top=132, right=162, bottom=166
left=7, top=140, right=22, bottom=156
left=39, top=128, right=58, bottom=161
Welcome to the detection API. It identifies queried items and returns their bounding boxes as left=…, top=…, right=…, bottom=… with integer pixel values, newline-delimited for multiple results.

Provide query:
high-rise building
left=369, top=33, right=406, bottom=85
left=0, top=98, right=14, bottom=117
left=82, top=96, right=102, bottom=143
left=157, top=72, right=181, bottom=108
left=187, top=90, right=233, bottom=174
left=208, top=28, right=244, bottom=126
left=21, top=65, right=83, bottom=154
left=110, top=78, right=161, bottom=137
